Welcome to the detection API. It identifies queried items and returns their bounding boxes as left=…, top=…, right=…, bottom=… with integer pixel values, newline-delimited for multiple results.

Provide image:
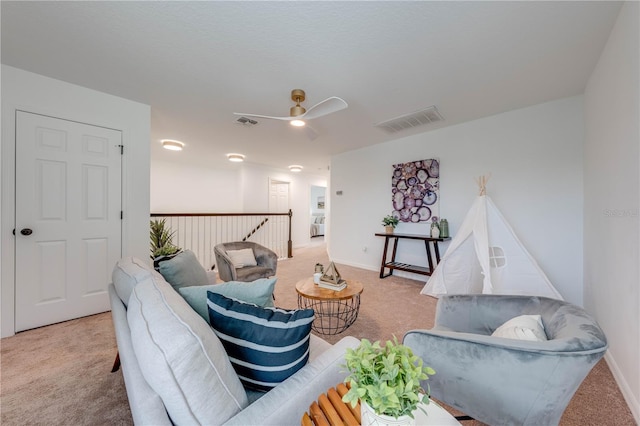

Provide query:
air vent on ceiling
left=374, top=106, right=443, bottom=134
left=236, top=116, right=258, bottom=126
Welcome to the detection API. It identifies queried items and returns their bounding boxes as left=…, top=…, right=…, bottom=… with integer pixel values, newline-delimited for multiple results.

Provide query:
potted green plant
left=150, top=219, right=181, bottom=269
left=342, top=338, right=435, bottom=426
left=382, top=215, right=400, bottom=233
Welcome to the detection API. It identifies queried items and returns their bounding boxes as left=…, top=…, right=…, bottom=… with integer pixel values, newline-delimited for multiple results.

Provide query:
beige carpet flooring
left=0, top=241, right=635, bottom=425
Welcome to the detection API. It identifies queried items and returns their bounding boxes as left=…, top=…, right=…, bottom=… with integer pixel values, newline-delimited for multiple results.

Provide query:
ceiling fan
left=234, top=89, right=348, bottom=127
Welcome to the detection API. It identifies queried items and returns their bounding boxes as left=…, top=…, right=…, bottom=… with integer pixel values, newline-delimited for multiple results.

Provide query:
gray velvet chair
left=403, top=294, right=608, bottom=426
left=214, top=241, right=277, bottom=282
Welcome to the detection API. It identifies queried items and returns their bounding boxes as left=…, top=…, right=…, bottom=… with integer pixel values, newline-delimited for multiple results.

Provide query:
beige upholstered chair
left=214, top=241, right=277, bottom=282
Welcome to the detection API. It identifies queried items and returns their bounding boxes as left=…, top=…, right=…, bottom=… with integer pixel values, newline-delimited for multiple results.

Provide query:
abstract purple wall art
left=391, top=159, right=439, bottom=223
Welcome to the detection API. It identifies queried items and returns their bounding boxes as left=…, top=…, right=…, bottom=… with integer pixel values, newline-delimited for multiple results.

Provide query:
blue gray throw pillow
left=178, top=278, right=276, bottom=322
left=207, top=292, right=314, bottom=391
left=158, top=250, right=209, bottom=290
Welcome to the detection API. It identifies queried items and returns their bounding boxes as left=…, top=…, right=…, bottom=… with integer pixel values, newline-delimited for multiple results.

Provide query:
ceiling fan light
left=227, top=153, right=245, bottom=162
left=162, top=140, right=184, bottom=151
left=289, top=165, right=303, bottom=172
left=290, top=119, right=306, bottom=127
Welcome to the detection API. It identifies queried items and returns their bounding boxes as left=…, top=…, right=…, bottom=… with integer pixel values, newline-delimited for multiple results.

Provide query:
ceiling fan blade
left=233, top=112, right=294, bottom=121
left=303, top=125, right=319, bottom=141
left=301, top=97, right=348, bottom=120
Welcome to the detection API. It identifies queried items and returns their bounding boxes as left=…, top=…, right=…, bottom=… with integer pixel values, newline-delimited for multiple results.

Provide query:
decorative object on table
left=315, top=263, right=324, bottom=273
left=319, top=262, right=347, bottom=291
left=342, top=338, right=435, bottom=426
left=382, top=214, right=399, bottom=233
left=430, top=219, right=440, bottom=238
left=439, top=218, right=449, bottom=238
left=313, top=272, right=322, bottom=285
left=150, top=218, right=181, bottom=270
left=421, top=175, right=563, bottom=299
left=391, top=159, right=439, bottom=224
left=320, top=261, right=345, bottom=285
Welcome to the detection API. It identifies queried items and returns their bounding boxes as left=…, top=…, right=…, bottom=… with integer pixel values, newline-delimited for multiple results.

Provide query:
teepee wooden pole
left=475, top=173, right=491, bottom=196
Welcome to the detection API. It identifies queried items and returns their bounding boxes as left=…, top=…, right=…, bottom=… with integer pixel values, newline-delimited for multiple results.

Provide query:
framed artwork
left=317, top=196, right=325, bottom=209
left=391, top=158, right=439, bottom=223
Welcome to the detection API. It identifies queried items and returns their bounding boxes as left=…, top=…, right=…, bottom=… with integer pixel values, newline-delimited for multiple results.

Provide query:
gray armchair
left=403, top=294, right=608, bottom=426
left=214, top=241, right=277, bottom=282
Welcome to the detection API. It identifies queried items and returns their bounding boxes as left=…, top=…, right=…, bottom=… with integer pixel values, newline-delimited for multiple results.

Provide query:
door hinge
left=120, top=211, right=123, bottom=220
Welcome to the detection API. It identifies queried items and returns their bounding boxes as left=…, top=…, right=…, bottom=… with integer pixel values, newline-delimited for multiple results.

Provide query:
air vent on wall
left=236, top=116, right=258, bottom=126
left=374, top=106, right=443, bottom=134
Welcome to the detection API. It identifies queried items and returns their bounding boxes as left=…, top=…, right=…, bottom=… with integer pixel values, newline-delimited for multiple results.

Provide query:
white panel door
left=15, top=111, right=122, bottom=332
left=268, top=180, right=289, bottom=257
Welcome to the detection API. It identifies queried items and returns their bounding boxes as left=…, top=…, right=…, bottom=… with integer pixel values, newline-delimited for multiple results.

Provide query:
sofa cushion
left=158, top=249, right=210, bottom=290
left=226, top=248, right=258, bottom=268
left=236, top=266, right=275, bottom=282
left=112, top=257, right=157, bottom=306
left=127, top=276, right=248, bottom=424
left=178, top=277, right=276, bottom=321
left=207, top=292, right=314, bottom=391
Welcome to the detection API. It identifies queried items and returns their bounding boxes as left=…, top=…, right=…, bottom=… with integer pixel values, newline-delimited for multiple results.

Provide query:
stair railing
left=150, top=210, right=293, bottom=270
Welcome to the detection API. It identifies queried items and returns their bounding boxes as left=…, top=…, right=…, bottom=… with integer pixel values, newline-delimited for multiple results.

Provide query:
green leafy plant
left=342, top=338, right=435, bottom=419
left=381, top=215, right=400, bottom=228
left=150, top=219, right=180, bottom=259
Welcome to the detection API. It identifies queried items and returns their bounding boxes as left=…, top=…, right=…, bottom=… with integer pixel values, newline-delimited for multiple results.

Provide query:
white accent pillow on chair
left=226, top=248, right=258, bottom=268
left=491, top=314, right=547, bottom=341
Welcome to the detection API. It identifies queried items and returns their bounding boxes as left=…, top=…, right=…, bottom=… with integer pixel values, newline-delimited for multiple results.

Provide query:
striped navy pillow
left=207, top=292, right=314, bottom=391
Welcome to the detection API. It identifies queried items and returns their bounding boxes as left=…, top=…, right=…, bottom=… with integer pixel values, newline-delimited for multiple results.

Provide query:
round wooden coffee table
left=295, top=277, right=363, bottom=335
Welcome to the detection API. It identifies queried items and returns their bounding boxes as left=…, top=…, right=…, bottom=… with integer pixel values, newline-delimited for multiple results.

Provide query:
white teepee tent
left=421, top=176, right=563, bottom=300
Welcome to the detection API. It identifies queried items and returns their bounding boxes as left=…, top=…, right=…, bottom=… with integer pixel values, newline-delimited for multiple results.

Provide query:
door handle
left=20, top=228, right=33, bottom=236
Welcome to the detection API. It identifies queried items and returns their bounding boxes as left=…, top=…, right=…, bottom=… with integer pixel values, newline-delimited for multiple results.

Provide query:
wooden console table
left=375, top=232, right=450, bottom=279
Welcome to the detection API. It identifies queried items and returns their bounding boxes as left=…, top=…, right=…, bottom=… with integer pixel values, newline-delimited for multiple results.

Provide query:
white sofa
left=109, top=257, right=359, bottom=425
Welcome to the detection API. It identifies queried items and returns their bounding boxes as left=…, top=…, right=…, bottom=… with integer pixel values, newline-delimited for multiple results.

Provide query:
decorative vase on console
left=431, top=222, right=440, bottom=238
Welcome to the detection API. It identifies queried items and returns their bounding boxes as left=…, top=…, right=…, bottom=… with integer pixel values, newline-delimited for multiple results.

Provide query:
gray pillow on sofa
left=158, top=250, right=209, bottom=290
left=179, top=278, right=276, bottom=322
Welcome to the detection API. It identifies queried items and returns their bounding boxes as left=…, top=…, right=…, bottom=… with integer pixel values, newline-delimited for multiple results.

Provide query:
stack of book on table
left=318, top=278, right=347, bottom=291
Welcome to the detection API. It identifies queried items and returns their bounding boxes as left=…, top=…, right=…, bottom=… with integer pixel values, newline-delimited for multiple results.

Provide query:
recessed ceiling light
left=290, top=119, right=305, bottom=127
left=289, top=165, right=303, bottom=172
left=162, top=140, right=184, bottom=151
left=227, top=153, right=245, bottom=162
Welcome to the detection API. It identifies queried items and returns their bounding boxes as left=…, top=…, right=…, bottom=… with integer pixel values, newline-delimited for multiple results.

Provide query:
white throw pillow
left=491, top=314, right=548, bottom=341
left=226, top=248, right=257, bottom=268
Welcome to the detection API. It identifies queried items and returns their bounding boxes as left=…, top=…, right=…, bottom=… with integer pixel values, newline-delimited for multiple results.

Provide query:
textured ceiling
left=1, top=1, right=623, bottom=175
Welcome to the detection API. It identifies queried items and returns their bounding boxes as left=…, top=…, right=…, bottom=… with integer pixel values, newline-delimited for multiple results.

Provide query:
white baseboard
left=329, top=258, right=429, bottom=283
left=604, top=351, right=640, bottom=423
left=330, top=258, right=378, bottom=273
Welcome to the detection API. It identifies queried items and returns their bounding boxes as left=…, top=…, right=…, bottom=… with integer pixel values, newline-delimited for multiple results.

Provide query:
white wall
left=1, top=65, right=150, bottom=337
left=151, top=160, right=243, bottom=212
left=150, top=160, right=328, bottom=249
left=584, top=1, right=639, bottom=421
left=330, top=96, right=584, bottom=305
